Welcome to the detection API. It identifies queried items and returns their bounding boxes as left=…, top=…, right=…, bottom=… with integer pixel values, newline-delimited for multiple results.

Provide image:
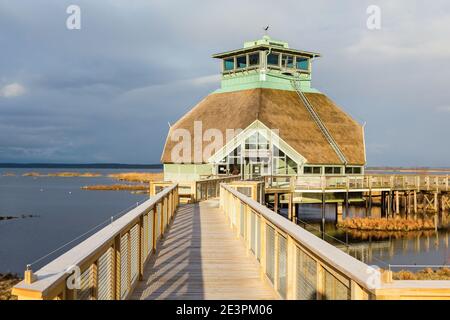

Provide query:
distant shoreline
left=367, top=167, right=450, bottom=173
left=0, top=163, right=163, bottom=169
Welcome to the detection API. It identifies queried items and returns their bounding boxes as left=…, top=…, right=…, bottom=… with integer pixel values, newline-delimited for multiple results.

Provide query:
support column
left=387, top=191, right=392, bottom=218
left=395, top=191, right=400, bottom=216
left=434, top=192, right=439, bottom=213
left=321, top=193, right=326, bottom=240
left=336, top=202, right=343, bottom=223
left=413, top=191, right=418, bottom=218
left=274, top=193, right=279, bottom=214
left=288, top=193, right=293, bottom=221
left=345, top=191, right=349, bottom=220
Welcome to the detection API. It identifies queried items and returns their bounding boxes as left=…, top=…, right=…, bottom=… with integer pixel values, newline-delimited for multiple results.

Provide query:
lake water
left=0, top=168, right=156, bottom=274
left=292, top=204, right=450, bottom=271
left=1, top=169, right=449, bottom=275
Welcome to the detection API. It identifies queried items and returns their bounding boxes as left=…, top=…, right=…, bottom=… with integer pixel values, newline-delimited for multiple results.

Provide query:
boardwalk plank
left=131, top=199, right=278, bottom=300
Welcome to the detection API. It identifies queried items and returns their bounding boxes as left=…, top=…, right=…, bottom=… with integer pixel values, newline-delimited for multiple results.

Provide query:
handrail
left=220, top=183, right=450, bottom=300
left=13, top=184, right=179, bottom=300
left=221, top=184, right=377, bottom=292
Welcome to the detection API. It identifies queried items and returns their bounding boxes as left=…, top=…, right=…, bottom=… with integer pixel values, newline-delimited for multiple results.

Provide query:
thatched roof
left=161, top=88, right=365, bottom=165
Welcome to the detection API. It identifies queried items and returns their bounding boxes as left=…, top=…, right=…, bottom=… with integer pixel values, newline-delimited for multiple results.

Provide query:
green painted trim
left=214, top=72, right=321, bottom=94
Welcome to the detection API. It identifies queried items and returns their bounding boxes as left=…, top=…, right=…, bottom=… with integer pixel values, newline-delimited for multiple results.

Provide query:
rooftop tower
left=212, top=35, right=320, bottom=93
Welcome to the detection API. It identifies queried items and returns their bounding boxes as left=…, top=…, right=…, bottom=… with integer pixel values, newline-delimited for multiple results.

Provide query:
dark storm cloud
left=0, top=0, right=449, bottom=165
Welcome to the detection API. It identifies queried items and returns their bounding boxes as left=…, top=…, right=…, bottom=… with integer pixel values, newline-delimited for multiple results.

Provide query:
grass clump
left=0, top=273, right=20, bottom=300
left=338, top=217, right=435, bottom=232
left=393, top=267, right=450, bottom=280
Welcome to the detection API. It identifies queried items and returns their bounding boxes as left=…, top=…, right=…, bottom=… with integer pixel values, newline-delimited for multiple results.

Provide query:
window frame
left=267, top=52, right=281, bottom=68
left=295, top=56, right=310, bottom=72
left=223, top=57, right=235, bottom=72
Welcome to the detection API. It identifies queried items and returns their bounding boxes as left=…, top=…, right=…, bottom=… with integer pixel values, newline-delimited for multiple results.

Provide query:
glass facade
left=217, top=132, right=299, bottom=179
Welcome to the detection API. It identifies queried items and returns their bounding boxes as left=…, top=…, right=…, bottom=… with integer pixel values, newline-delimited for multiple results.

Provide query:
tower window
left=249, top=53, right=260, bottom=66
left=236, top=55, right=247, bottom=69
left=282, top=54, right=294, bottom=68
left=296, top=57, right=309, bottom=71
left=224, top=58, right=234, bottom=71
left=267, top=53, right=280, bottom=66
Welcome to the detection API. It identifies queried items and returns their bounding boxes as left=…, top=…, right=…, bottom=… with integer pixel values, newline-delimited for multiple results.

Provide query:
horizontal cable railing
left=13, top=184, right=179, bottom=300
left=220, top=184, right=450, bottom=300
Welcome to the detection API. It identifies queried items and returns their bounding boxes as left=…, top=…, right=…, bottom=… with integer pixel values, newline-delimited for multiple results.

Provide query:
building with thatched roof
left=162, top=36, right=366, bottom=181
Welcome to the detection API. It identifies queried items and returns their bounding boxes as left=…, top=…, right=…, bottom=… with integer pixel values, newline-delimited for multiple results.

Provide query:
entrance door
left=251, top=163, right=262, bottom=179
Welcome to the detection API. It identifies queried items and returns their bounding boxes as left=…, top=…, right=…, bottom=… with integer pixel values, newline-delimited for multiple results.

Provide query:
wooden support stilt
left=321, top=193, right=326, bottom=240
left=434, top=192, right=439, bottom=213
left=407, top=191, right=411, bottom=218
left=288, top=193, right=293, bottom=221
left=414, top=191, right=418, bottom=218
left=387, top=191, right=392, bottom=218
left=345, top=191, right=349, bottom=219
left=368, top=190, right=372, bottom=218
left=274, top=193, right=279, bottom=214
left=395, top=191, right=400, bottom=216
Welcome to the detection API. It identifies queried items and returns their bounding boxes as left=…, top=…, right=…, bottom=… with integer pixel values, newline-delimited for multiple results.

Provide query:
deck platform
left=131, top=199, right=278, bottom=300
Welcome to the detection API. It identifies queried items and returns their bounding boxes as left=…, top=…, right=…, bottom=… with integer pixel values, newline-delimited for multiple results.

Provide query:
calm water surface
left=1, top=169, right=449, bottom=274
left=0, top=169, right=155, bottom=274
left=292, top=204, right=450, bottom=271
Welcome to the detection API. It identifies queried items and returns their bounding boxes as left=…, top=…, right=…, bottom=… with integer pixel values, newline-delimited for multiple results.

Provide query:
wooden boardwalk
left=131, top=199, right=278, bottom=300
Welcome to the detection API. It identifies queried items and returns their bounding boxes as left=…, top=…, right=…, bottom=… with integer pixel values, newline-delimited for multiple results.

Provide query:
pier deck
left=131, top=200, right=278, bottom=300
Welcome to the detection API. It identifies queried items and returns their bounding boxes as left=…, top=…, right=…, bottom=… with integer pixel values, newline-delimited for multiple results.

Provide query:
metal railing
left=13, top=184, right=179, bottom=300
left=220, top=184, right=450, bottom=300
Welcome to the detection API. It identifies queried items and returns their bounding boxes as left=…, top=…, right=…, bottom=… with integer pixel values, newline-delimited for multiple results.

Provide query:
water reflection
left=291, top=204, right=450, bottom=270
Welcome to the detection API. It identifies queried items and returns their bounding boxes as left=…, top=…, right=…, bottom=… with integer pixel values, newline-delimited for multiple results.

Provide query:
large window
left=249, top=53, right=260, bottom=66
left=267, top=53, right=280, bottom=66
left=282, top=54, right=294, bottom=68
left=236, top=55, right=247, bottom=69
left=325, top=167, right=342, bottom=175
left=296, top=57, right=309, bottom=71
left=303, top=166, right=321, bottom=175
left=224, top=58, right=234, bottom=71
left=218, top=146, right=242, bottom=175
left=345, top=167, right=362, bottom=175
left=273, top=145, right=298, bottom=175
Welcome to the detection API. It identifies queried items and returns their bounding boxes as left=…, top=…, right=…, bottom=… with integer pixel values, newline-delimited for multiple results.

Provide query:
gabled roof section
left=161, top=88, right=365, bottom=165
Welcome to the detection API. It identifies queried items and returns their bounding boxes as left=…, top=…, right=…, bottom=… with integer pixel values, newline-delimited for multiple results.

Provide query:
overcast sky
left=1, top=0, right=449, bottom=166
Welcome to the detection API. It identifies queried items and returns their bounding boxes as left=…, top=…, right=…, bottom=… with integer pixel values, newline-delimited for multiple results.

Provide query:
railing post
left=139, top=214, right=144, bottom=281
left=114, top=235, right=121, bottom=300
left=92, top=262, right=98, bottom=299
left=286, top=236, right=296, bottom=300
